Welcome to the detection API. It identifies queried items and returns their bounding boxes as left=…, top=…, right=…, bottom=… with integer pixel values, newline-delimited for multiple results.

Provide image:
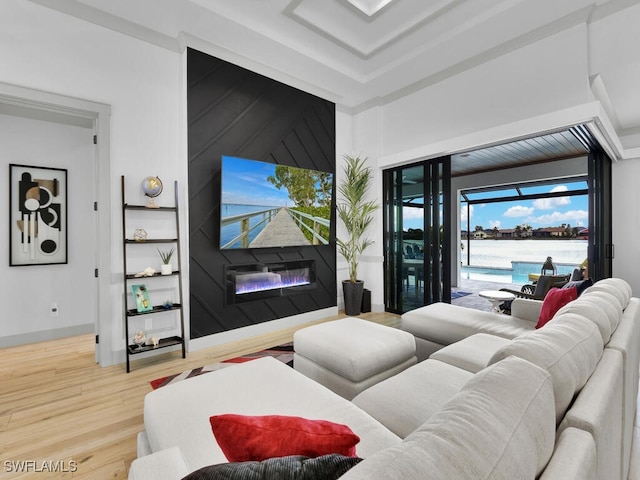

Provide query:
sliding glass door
left=588, top=145, right=613, bottom=280
left=383, top=157, right=451, bottom=313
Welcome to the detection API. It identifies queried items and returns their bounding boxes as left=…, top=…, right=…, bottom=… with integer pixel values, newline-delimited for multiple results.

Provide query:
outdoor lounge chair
left=500, top=274, right=571, bottom=301
left=498, top=274, right=571, bottom=314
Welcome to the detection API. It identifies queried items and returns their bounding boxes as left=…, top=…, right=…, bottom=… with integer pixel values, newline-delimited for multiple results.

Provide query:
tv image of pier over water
left=220, top=156, right=333, bottom=249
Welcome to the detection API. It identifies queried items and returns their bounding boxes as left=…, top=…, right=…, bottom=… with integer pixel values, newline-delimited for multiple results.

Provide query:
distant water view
left=463, top=239, right=588, bottom=268
left=220, top=203, right=279, bottom=247
left=462, top=239, right=587, bottom=284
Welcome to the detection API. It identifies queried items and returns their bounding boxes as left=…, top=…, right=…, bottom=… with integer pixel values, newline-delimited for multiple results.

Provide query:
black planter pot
left=342, top=280, right=364, bottom=316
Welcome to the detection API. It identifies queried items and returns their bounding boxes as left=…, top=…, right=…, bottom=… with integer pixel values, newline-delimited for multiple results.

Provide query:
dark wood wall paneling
left=187, top=48, right=337, bottom=339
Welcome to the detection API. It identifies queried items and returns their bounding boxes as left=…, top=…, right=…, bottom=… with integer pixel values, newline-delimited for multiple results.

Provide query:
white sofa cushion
left=342, top=356, right=556, bottom=480
left=489, top=313, right=603, bottom=423
left=583, top=278, right=631, bottom=310
left=143, top=357, right=401, bottom=473
left=352, top=359, right=473, bottom=438
left=581, top=290, right=624, bottom=329
left=510, top=297, right=544, bottom=322
left=429, top=333, right=510, bottom=373
left=554, top=294, right=616, bottom=343
left=128, top=446, right=189, bottom=480
left=401, top=302, right=534, bottom=346
left=293, top=353, right=416, bottom=400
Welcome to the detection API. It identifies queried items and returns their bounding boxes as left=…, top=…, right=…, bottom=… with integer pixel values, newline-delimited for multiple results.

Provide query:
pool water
left=461, top=266, right=528, bottom=285
left=461, top=263, right=577, bottom=285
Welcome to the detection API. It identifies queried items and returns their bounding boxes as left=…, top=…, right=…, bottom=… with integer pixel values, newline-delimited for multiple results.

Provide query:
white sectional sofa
left=129, top=278, right=639, bottom=480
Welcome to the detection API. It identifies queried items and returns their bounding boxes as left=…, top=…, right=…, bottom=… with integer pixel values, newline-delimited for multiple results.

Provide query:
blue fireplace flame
left=235, top=268, right=311, bottom=295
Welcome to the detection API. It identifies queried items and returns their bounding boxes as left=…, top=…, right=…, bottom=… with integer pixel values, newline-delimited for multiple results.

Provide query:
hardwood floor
left=0, top=312, right=399, bottom=479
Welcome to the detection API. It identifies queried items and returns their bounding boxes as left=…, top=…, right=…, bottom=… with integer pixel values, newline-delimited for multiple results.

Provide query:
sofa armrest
left=539, top=427, right=596, bottom=480
left=137, top=431, right=152, bottom=457
left=511, top=298, right=542, bottom=323
left=128, top=446, right=190, bottom=480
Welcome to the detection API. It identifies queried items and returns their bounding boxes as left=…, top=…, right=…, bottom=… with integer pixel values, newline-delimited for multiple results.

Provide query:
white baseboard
left=0, top=323, right=95, bottom=348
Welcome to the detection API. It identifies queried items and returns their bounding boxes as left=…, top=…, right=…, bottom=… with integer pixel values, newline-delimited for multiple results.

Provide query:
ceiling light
left=346, top=0, right=395, bottom=17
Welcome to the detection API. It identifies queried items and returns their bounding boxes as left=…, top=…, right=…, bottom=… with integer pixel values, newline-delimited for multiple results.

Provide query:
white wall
left=335, top=107, right=387, bottom=311
left=0, top=113, right=95, bottom=346
left=379, top=24, right=591, bottom=162
left=612, top=157, right=640, bottom=294
left=0, top=0, right=185, bottom=363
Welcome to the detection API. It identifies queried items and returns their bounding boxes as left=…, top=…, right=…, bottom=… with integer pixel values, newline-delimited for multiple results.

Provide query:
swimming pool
left=461, top=266, right=528, bottom=284
left=461, top=262, right=577, bottom=285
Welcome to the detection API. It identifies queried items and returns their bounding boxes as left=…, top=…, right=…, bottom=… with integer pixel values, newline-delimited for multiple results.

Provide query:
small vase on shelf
left=158, top=248, right=175, bottom=275
left=160, top=264, right=172, bottom=275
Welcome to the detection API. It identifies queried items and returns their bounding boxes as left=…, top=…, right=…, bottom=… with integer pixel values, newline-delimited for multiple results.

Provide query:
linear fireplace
left=225, top=260, right=316, bottom=305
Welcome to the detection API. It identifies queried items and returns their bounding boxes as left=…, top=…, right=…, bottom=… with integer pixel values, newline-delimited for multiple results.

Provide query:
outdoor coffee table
left=478, top=290, right=516, bottom=314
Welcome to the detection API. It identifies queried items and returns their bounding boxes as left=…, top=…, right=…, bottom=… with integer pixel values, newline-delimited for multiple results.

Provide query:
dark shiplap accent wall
left=187, top=48, right=337, bottom=339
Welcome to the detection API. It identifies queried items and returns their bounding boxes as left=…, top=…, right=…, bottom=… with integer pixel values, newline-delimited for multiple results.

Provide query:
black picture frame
left=9, top=164, right=68, bottom=266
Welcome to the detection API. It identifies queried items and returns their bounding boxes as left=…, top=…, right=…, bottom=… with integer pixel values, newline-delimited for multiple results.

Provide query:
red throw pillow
left=536, top=286, right=578, bottom=329
left=210, top=414, right=360, bottom=462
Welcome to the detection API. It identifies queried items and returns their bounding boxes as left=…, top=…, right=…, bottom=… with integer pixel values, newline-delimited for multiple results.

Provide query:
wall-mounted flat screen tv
left=220, top=156, right=334, bottom=249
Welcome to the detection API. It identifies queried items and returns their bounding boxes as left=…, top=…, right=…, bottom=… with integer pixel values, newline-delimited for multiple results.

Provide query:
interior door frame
left=0, top=82, right=112, bottom=365
left=383, top=156, right=451, bottom=313
left=588, top=146, right=613, bottom=280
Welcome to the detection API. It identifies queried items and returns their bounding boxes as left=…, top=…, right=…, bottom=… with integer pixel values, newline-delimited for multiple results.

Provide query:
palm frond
left=336, top=155, right=379, bottom=283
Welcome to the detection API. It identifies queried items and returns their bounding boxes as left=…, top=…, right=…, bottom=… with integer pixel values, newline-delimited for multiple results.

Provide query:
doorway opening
left=460, top=177, right=589, bottom=284
left=0, top=82, right=112, bottom=365
left=383, top=157, right=451, bottom=314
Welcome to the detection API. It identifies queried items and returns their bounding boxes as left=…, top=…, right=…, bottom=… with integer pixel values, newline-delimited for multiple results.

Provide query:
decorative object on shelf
left=133, top=228, right=148, bottom=242
left=158, top=247, right=175, bottom=275
left=336, top=155, right=378, bottom=316
left=134, top=267, right=156, bottom=278
left=163, top=298, right=172, bottom=309
left=146, top=335, right=160, bottom=347
left=133, top=330, right=146, bottom=350
left=141, top=176, right=163, bottom=208
left=131, top=284, right=153, bottom=312
left=9, top=164, right=68, bottom=266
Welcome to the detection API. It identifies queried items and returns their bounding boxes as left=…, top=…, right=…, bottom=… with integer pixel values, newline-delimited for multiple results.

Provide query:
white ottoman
left=293, top=317, right=417, bottom=399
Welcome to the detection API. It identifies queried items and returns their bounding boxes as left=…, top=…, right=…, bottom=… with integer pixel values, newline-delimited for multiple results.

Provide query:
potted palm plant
left=336, top=155, right=378, bottom=315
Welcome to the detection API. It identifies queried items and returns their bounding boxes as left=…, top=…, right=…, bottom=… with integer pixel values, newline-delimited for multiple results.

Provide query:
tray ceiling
left=28, top=0, right=640, bottom=158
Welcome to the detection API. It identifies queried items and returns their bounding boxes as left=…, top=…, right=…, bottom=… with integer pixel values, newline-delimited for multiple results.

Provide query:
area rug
left=451, top=291, right=472, bottom=299
left=149, top=343, right=294, bottom=390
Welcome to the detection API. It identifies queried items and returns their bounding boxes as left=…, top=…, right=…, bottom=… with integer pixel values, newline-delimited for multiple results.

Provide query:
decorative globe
left=141, top=176, right=163, bottom=207
left=141, top=176, right=163, bottom=197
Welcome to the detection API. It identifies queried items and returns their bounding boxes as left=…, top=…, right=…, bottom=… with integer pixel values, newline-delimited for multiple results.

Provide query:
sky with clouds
left=462, top=185, right=588, bottom=231
left=403, top=184, right=588, bottom=231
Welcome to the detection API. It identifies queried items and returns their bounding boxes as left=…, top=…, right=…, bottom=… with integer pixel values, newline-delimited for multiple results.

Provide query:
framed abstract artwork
left=9, top=164, right=68, bottom=266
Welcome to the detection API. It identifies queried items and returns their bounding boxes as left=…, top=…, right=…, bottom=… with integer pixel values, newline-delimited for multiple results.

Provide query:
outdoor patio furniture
left=498, top=274, right=571, bottom=314
left=501, top=274, right=571, bottom=301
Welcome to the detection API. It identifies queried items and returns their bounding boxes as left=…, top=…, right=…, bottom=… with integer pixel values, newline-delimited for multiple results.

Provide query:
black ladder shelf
left=121, top=175, right=186, bottom=372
